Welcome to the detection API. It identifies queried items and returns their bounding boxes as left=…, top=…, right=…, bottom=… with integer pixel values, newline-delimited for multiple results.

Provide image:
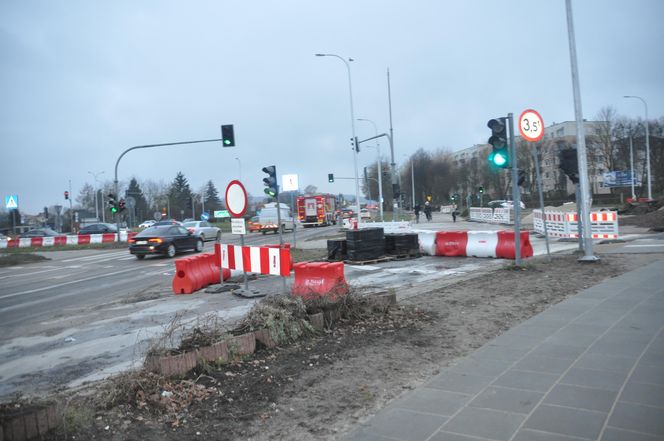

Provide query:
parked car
left=139, top=220, right=156, bottom=228
left=153, top=220, right=182, bottom=226
left=79, top=223, right=118, bottom=235
left=487, top=200, right=526, bottom=209
left=360, top=208, right=372, bottom=220
left=248, top=216, right=262, bottom=233
left=182, top=221, right=221, bottom=242
left=128, top=225, right=203, bottom=259
left=21, top=228, right=60, bottom=238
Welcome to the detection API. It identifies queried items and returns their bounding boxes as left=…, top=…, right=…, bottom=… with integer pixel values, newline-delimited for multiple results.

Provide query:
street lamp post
left=88, top=170, right=104, bottom=222
left=624, top=95, right=651, bottom=200
left=357, top=118, right=384, bottom=221
left=316, top=53, right=362, bottom=228
left=235, top=157, right=242, bottom=180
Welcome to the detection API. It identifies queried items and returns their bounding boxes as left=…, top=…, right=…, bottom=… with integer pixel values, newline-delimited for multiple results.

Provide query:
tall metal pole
left=532, top=145, right=551, bottom=261
left=235, top=157, right=242, bottom=180
left=315, top=54, right=362, bottom=228
left=411, top=160, right=415, bottom=208
left=357, top=118, right=384, bottom=220
left=629, top=136, right=636, bottom=200
left=88, top=171, right=101, bottom=221
left=68, top=179, right=74, bottom=233
left=566, top=0, right=597, bottom=261
left=508, top=113, right=522, bottom=265
left=624, top=95, right=651, bottom=200
left=387, top=68, right=399, bottom=220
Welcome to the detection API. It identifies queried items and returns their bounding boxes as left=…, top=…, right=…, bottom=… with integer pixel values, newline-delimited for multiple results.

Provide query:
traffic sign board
left=282, top=174, right=299, bottom=192
left=214, top=210, right=230, bottom=218
left=5, top=195, right=18, bottom=209
left=231, top=218, right=246, bottom=235
left=225, top=180, right=248, bottom=218
left=518, top=109, right=545, bottom=142
left=201, top=212, right=210, bottom=221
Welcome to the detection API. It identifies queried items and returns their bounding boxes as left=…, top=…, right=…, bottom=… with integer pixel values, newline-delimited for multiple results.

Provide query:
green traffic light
left=264, top=189, right=277, bottom=197
left=488, top=149, right=509, bottom=168
left=223, top=139, right=231, bottom=145
left=110, top=207, right=118, bottom=213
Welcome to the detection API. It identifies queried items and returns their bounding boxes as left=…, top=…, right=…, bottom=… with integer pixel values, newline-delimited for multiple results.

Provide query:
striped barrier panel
left=533, top=210, right=619, bottom=239
left=434, top=230, right=533, bottom=260
left=439, top=205, right=456, bottom=214
left=0, top=232, right=134, bottom=249
left=219, top=243, right=291, bottom=277
left=492, top=208, right=512, bottom=224
left=469, top=208, right=483, bottom=221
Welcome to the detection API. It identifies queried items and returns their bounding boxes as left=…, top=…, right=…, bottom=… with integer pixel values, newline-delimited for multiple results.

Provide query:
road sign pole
left=508, top=113, right=522, bottom=266
left=531, top=145, right=551, bottom=261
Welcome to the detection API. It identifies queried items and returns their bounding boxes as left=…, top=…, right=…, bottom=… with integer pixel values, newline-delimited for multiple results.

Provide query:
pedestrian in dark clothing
left=452, top=209, right=457, bottom=223
left=414, top=204, right=421, bottom=223
left=424, top=201, right=432, bottom=222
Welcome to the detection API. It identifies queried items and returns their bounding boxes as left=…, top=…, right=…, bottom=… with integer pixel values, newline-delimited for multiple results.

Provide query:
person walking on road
left=424, top=201, right=432, bottom=222
left=452, top=209, right=457, bottom=223
left=414, top=203, right=421, bottom=223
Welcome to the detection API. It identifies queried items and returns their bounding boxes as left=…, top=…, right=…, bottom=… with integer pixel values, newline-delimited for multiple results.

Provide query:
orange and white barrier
left=0, top=232, right=136, bottom=249
left=533, top=209, right=619, bottom=239
left=435, top=230, right=533, bottom=259
left=218, top=243, right=291, bottom=277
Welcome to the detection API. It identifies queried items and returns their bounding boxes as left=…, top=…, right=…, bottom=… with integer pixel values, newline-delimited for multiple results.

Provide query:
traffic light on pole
left=487, top=118, right=509, bottom=168
left=328, top=173, right=334, bottom=183
left=478, top=186, right=484, bottom=194
left=558, top=148, right=579, bottom=184
left=221, top=124, right=235, bottom=147
left=107, top=193, right=118, bottom=214
left=262, top=165, right=278, bottom=197
left=64, top=191, right=69, bottom=200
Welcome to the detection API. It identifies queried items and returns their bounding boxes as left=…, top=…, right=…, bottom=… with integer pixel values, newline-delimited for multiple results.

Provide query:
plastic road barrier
left=415, top=230, right=437, bottom=256
left=0, top=232, right=136, bottom=249
left=435, top=230, right=533, bottom=260
left=219, top=243, right=291, bottom=276
left=291, top=261, right=349, bottom=300
left=435, top=231, right=469, bottom=257
left=173, top=253, right=231, bottom=295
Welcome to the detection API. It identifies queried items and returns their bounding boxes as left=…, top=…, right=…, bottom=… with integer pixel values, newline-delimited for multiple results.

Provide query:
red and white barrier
left=0, top=232, right=134, bottom=249
left=219, top=243, right=291, bottom=277
left=434, top=230, right=533, bottom=259
left=291, top=261, right=348, bottom=299
left=533, top=209, right=619, bottom=239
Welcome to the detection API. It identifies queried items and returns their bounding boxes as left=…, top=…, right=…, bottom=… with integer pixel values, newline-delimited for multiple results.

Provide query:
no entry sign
left=225, top=180, right=248, bottom=218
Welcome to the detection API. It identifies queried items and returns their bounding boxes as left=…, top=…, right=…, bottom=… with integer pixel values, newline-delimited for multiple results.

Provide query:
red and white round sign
left=518, top=109, right=545, bottom=142
left=225, top=180, right=248, bottom=218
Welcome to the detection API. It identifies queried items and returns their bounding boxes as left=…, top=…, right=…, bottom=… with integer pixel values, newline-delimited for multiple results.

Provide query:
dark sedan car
left=128, top=225, right=203, bottom=259
left=21, top=228, right=60, bottom=238
left=79, top=223, right=118, bottom=235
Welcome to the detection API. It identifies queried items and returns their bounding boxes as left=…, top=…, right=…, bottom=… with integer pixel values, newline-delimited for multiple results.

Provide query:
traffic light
left=262, top=165, right=278, bottom=197
left=107, top=193, right=118, bottom=214
left=559, top=148, right=579, bottom=184
left=221, top=124, right=235, bottom=147
left=328, top=173, right=334, bottom=183
left=487, top=118, right=509, bottom=168
left=517, top=169, right=526, bottom=187
left=118, top=199, right=126, bottom=212
left=351, top=137, right=360, bottom=153
left=478, top=186, right=484, bottom=194
left=64, top=191, right=69, bottom=200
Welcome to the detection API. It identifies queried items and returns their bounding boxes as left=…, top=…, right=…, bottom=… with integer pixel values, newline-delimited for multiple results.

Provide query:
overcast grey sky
left=2, top=0, right=663, bottom=214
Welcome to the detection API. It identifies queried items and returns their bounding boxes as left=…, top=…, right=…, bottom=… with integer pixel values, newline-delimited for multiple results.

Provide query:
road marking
left=0, top=266, right=61, bottom=280
left=0, top=265, right=162, bottom=300
left=61, top=251, right=129, bottom=262
left=624, top=244, right=664, bottom=248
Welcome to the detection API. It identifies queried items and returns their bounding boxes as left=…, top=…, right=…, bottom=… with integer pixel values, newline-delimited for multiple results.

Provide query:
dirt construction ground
left=11, top=247, right=656, bottom=441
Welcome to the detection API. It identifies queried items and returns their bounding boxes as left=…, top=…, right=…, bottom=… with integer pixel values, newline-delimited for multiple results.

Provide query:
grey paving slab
left=640, top=350, right=664, bottom=366
left=513, top=429, right=590, bottom=441
left=572, top=352, right=637, bottom=374
left=447, top=356, right=513, bottom=378
left=357, top=408, right=449, bottom=441
left=468, top=386, right=543, bottom=414
left=343, top=428, right=399, bottom=441
left=484, top=334, right=543, bottom=350
left=559, top=323, right=611, bottom=337
left=544, top=330, right=598, bottom=348
left=512, top=354, right=575, bottom=375
left=524, top=404, right=608, bottom=439
left=527, top=342, right=586, bottom=360
left=493, top=369, right=559, bottom=393
left=631, top=363, right=664, bottom=385
left=619, top=381, right=664, bottom=408
left=471, top=345, right=531, bottom=363
left=560, top=367, right=628, bottom=391
left=544, top=383, right=619, bottom=413
left=429, top=432, right=495, bottom=441
left=587, top=340, right=647, bottom=358
left=508, top=324, right=564, bottom=339
left=601, top=427, right=663, bottom=441
left=392, top=388, right=471, bottom=417
left=441, top=407, right=525, bottom=441
left=425, top=371, right=493, bottom=395
left=607, top=401, right=664, bottom=437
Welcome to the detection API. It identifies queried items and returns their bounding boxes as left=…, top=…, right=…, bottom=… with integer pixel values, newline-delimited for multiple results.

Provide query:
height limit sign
left=518, top=109, right=544, bottom=142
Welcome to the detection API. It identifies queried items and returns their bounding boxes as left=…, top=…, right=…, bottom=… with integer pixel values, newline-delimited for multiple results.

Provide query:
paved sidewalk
left=343, top=259, right=664, bottom=441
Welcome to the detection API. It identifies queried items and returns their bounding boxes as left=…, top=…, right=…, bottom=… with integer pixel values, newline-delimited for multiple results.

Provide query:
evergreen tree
left=168, top=172, right=193, bottom=220
left=204, top=180, right=222, bottom=213
left=126, top=178, right=150, bottom=222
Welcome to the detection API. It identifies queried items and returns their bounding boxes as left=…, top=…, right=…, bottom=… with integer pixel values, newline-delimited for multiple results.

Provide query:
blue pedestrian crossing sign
left=5, top=195, right=18, bottom=209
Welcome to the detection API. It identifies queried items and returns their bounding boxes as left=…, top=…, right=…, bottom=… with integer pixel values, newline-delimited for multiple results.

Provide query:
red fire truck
left=296, top=194, right=338, bottom=227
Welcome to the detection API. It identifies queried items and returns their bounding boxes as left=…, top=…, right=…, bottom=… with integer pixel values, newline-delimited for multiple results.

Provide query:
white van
left=258, top=203, right=295, bottom=234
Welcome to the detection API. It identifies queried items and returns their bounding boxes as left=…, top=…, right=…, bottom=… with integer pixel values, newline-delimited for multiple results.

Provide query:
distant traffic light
left=262, top=165, right=278, bottom=198
left=478, top=186, right=484, bottom=194
left=221, top=124, right=235, bottom=147
left=517, top=169, right=526, bottom=187
left=487, top=118, right=509, bottom=168
left=107, top=193, right=118, bottom=214
left=351, top=137, right=360, bottom=153
left=559, top=148, right=579, bottom=184
left=328, top=173, right=334, bottom=183
left=64, top=191, right=69, bottom=200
